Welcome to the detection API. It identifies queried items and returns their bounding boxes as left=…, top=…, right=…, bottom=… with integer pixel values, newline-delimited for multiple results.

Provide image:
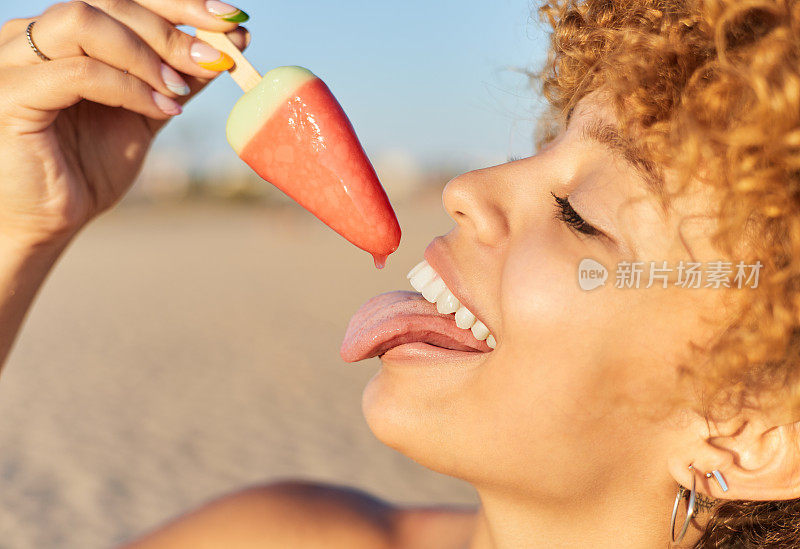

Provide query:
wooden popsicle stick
left=195, top=30, right=262, bottom=92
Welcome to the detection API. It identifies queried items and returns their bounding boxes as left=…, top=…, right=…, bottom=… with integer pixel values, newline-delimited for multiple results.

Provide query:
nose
left=442, top=168, right=510, bottom=246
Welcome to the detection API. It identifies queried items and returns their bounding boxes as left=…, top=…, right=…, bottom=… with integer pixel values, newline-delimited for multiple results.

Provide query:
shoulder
left=119, top=480, right=477, bottom=549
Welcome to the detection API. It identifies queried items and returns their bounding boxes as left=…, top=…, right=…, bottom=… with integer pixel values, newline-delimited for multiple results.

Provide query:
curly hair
left=529, top=0, right=800, bottom=546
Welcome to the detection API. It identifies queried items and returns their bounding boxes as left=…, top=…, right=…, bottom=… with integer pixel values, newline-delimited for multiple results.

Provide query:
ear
left=667, top=414, right=800, bottom=501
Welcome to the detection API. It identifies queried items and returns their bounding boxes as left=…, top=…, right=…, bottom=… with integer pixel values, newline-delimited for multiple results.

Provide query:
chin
left=360, top=353, right=489, bottom=480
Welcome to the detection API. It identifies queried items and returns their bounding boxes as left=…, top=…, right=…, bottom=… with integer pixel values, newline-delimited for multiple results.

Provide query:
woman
left=1, top=0, right=799, bottom=547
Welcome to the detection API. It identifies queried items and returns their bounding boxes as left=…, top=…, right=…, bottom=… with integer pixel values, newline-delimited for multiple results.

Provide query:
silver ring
left=670, top=465, right=697, bottom=544
left=26, top=21, right=52, bottom=62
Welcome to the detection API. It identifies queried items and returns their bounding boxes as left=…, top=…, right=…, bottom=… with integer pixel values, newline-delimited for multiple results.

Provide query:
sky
left=4, top=1, right=552, bottom=173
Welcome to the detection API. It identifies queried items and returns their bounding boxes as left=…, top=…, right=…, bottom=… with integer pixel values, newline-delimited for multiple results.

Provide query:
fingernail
left=152, top=91, right=183, bottom=116
left=205, top=1, right=249, bottom=23
left=160, top=63, right=190, bottom=96
left=190, top=41, right=234, bottom=71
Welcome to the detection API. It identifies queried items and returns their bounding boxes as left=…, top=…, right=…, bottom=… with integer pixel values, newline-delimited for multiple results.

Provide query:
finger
left=146, top=25, right=249, bottom=135
left=0, top=17, right=34, bottom=46
left=179, top=24, right=250, bottom=93
left=0, top=2, right=190, bottom=100
left=132, top=0, right=249, bottom=28
left=173, top=25, right=250, bottom=102
left=0, top=57, right=181, bottom=128
left=83, top=0, right=236, bottom=80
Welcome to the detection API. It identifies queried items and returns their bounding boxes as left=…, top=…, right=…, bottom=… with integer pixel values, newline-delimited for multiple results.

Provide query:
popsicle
left=195, top=30, right=401, bottom=268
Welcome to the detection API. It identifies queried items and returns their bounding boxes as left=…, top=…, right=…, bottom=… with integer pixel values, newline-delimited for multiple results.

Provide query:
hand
left=0, top=0, right=250, bottom=248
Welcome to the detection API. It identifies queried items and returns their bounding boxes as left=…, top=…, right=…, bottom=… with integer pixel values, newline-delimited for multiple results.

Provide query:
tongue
left=340, top=291, right=490, bottom=362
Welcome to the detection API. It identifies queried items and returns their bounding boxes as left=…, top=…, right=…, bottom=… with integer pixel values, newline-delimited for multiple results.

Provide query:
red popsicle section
left=226, top=66, right=401, bottom=267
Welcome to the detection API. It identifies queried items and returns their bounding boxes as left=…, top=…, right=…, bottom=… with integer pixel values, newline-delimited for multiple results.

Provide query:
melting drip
left=373, top=253, right=388, bottom=270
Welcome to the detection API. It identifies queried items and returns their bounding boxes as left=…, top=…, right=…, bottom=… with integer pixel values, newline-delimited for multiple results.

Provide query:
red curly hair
left=530, top=0, right=800, bottom=545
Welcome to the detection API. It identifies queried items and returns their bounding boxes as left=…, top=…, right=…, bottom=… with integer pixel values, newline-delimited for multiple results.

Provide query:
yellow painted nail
left=191, top=41, right=235, bottom=71
left=198, top=52, right=234, bottom=71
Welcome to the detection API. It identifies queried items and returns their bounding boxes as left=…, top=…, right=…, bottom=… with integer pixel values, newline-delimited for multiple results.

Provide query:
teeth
left=436, top=289, right=460, bottom=314
left=421, top=277, right=447, bottom=303
left=407, top=260, right=428, bottom=280
left=454, top=306, right=477, bottom=329
left=408, top=259, right=497, bottom=351
left=408, top=262, right=437, bottom=292
left=471, top=320, right=489, bottom=341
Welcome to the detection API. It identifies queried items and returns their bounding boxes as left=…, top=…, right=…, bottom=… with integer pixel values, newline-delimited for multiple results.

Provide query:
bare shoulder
left=118, top=480, right=477, bottom=549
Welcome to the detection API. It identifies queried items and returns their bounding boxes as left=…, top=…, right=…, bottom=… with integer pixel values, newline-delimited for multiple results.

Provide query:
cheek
left=496, top=228, right=714, bottom=389
left=493, top=231, right=614, bottom=406
left=492, top=230, right=720, bottom=424
left=477, top=232, right=688, bottom=448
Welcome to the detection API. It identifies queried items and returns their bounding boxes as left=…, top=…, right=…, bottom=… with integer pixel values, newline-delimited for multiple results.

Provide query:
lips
left=340, top=291, right=492, bottom=362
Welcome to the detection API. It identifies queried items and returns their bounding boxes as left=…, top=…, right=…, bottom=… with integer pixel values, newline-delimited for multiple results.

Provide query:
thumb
left=147, top=26, right=250, bottom=134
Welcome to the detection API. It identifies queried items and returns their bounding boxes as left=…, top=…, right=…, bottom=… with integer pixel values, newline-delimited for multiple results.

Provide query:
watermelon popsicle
left=195, top=30, right=401, bottom=268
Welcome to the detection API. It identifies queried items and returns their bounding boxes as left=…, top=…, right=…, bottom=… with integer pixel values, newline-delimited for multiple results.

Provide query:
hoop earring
left=670, top=465, right=697, bottom=545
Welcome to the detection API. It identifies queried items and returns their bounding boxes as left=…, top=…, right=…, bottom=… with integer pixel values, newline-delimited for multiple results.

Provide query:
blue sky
left=4, top=1, right=552, bottom=171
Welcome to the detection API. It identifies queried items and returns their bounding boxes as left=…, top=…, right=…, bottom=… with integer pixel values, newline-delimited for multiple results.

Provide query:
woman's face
left=344, top=90, right=734, bottom=501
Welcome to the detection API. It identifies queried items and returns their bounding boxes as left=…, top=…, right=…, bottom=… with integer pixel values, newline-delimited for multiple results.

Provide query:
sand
left=0, top=195, right=478, bottom=549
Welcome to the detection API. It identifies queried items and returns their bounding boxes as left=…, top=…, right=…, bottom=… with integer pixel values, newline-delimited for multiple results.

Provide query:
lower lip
left=380, top=342, right=490, bottom=365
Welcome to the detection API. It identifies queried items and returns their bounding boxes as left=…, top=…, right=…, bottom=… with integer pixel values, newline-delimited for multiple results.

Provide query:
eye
left=551, top=192, right=602, bottom=237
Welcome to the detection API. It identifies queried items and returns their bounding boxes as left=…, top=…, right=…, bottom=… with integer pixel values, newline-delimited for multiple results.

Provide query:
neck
left=466, top=477, right=708, bottom=549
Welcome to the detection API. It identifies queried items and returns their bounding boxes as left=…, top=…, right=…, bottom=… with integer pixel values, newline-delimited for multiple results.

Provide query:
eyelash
left=551, top=192, right=602, bottom=237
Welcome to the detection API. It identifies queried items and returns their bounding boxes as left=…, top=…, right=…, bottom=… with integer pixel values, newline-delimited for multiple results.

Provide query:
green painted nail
left=221, top=9, right=249, bottom=23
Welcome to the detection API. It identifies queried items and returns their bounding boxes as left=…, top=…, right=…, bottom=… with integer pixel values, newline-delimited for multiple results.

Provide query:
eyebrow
left=571, top=114, right=665, bottom=197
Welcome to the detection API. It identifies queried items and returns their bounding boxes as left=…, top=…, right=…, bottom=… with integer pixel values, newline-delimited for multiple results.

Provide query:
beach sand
left=0, top=195, right=478, bottom=549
